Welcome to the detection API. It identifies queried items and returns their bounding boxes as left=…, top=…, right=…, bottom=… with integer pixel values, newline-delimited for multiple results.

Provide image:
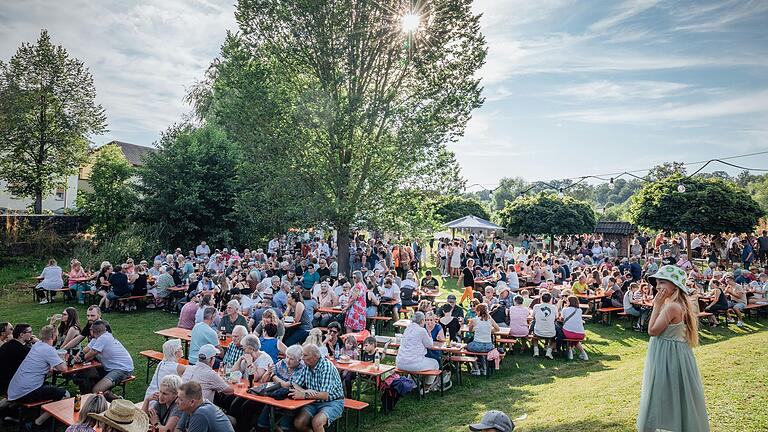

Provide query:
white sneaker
left=567, top=349, right=574, bottom=360
left=578, top=350, right=589, bottom=361
left=736, top=320, right=744, bottom=327
left=544, top=349, right=554, bottom=360
left=39, top=299, right=49, bottom=304
left=532, top=346, right=539, bottom=357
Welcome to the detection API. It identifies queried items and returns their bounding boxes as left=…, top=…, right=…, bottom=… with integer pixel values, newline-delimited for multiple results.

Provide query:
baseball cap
left=469, top=410, right=514, bottom=432
left=198, top=344, right=220, bottom=360
left=447, top=294, right=457, bottom=302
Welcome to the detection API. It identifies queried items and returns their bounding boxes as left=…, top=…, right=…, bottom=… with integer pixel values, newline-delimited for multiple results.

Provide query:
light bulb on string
left=558, top=188, right=564, bottom=198
left=677, top=184, right=686, bottom=193
left=608, top=178, right=615, bottom=190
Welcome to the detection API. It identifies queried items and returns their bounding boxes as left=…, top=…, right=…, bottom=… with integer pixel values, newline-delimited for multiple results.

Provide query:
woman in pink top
left=68, top=260, right=88, bottom=304
left=507, top=295, right=531, bottom=337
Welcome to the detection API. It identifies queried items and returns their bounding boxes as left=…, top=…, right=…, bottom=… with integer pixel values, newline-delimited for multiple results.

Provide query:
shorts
left=562, top=329, right=584, bottom=340
left=730, top=302, right=746, bottom=311
left=13, top=385, right=67, bottom=403
left=301, top=399, right=345, bottom=424
left=103, top=369, right=133, bottom=385
left=106, top=291, right=122, bottom=301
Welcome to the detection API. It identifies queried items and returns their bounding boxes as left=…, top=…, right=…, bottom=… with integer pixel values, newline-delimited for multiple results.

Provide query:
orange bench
left=597, top=307, right=624, bottom=324
left=342, top=398, right=369, bottom=432
left=394, top=368, right=444, bottom=399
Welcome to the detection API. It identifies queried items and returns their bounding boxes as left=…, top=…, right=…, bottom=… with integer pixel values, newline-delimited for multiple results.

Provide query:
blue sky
left=1, top=0, right=767, bottom=188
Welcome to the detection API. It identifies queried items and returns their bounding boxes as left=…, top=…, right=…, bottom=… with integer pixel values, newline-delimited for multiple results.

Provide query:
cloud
left=0, top=0, right=236, bottom=146
left=671, top=0, right=768, bottom=32
left=556, top=80, right=689, bottom=100
left=588, top=0, right=661, bottom=33
left=552, top=89, right=768, bottom=124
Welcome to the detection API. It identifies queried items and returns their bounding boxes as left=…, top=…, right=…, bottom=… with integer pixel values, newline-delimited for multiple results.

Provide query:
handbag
left=248, top=382, right=280, bottom=396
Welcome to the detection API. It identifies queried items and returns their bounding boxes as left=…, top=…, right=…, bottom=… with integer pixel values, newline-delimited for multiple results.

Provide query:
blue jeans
left=301, top=399, right=345, bottom=424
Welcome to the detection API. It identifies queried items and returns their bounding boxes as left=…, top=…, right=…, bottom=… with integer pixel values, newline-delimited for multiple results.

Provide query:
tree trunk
left=34, top=191, right=43, bottom=214
left=686, top=232, right=692, bottom=260
left=336, top=222, right=351, bottom=278
left=550, top=235, right=554, bottom=253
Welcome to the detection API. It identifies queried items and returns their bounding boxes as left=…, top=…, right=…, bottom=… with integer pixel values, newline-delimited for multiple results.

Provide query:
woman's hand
left=148, top=408, right=160, bottom=425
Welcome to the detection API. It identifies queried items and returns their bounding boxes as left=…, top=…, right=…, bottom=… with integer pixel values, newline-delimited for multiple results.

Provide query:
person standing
left=637, top=265, right=709, bottom=432
left=458, top=258, right=476, bottom=306
left=758, top=230, right=768, bottom=266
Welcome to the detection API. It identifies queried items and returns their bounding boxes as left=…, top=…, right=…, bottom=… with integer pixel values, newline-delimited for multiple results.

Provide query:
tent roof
left=443, top=215, right=504, bottom=231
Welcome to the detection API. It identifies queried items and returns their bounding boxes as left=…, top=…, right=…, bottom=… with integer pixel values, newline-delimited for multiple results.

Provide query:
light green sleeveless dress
left=637, top=322, right=709, bottom=432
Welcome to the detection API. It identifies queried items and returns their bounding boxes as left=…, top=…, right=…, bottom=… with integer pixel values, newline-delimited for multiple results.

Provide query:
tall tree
left=497, top=193, right=596, bottom=251
left=630, top=174, right=764, bottom=255
left=491, top=177, right=528, bottom=211
left=647, top=161, right=686, bottom=181
left=192, top=0, right=486, bottom=273
left=0, top=30, right=107, bottom=213
left=432, top=195, right=491, bottom=224
left=77, top=144, right=135, bottom=239
left=135, top=124, right=242, bottom=248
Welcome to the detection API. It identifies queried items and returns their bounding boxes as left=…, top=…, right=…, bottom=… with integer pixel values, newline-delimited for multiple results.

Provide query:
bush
left=68, top=223, right=168, bottom=270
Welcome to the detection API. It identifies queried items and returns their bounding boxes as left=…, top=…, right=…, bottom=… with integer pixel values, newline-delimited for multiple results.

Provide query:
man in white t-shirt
left=532, top=292, right=557, bottom=359
left=196, top=241, right=211, bottom=259
left=8, top=325, right=69, bottom=430
left=74, top=320, right=134, bottom=396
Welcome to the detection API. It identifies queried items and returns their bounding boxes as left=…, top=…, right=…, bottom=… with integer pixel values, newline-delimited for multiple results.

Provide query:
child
left=340, top=334, right=359, bottom=397
left=258, top=322, right=286, bottom=363
left=361, top=336, right=381, bottom=362
left=339, top=284, right=351, bottom=310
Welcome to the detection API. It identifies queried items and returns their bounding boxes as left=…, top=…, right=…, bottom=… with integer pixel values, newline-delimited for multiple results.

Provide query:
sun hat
left=648, top=265, right=692, bottom=295
left=469, top=410, right=515, bottom=432
left=89, top=399, right=149, bottom=432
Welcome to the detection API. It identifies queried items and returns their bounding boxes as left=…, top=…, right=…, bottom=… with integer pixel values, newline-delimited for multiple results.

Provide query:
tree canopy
left=0, top=30, right=106, bottom=213
left=629, top=174, right=764, bottom=234
left=190, top=0, right=486, bottom=272
left=432, top=195, right=490, bottom=224
left=135, top=124, right=242, bottom=247
left=497, top=193, right=596, bottom=237
left=78, top=144, right=135, bottom=239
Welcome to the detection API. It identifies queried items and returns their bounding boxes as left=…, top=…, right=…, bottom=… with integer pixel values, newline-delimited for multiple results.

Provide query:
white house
left=0, top=140, right=154, bottom=214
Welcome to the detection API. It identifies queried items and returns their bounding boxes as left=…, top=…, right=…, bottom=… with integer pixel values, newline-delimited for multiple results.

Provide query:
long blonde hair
left=668, top=288, right=699, bottom=347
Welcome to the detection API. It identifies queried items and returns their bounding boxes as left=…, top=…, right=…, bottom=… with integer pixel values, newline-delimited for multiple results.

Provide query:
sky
left=1, top=0, right=767, bottom=189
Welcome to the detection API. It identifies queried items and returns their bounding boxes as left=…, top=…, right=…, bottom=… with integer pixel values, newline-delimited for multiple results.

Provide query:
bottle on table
left=371, top=325, right=376, bottom=338
left=334, top=345, right=340, bottom=360
left=74, top=394, right=81, bottom=412
left=374, top=351, right=381, bottom=369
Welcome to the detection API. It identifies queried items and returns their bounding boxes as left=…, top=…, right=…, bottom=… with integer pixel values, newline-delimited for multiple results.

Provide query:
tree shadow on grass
left=521, top=417, right=631, bottom=432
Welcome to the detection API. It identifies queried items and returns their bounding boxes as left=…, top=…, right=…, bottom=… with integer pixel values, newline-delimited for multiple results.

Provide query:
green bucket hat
left=649, top=265, right=693, bottom=295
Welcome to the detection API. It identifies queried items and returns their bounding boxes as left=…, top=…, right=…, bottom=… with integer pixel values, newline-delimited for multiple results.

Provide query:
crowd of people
left=7, top=228, right=768, bottom=432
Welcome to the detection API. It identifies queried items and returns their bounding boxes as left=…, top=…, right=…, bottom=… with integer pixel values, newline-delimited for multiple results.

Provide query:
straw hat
left=89, top=400, right=149, bottom=432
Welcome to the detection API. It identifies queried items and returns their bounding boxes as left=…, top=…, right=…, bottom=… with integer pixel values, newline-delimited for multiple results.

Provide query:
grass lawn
left=1, top=262, right=766, bottom=431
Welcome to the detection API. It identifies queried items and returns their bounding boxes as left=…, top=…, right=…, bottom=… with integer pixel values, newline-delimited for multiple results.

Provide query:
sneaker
left=736, top=320, right=744, bottom=327
left=727, top=318, right=735, bottom=324
left=38, top=299, right=49, bottom=305
left=578, top=351, right=589, bottom=361
left=532, top=346, right=539, bottom=357
left=544, top=349, right=554, bottom=360
left=709, top=322, right=718, bottom=328
left=470, top=368, right=481, bottom=376
left=566, top=349, right=574, bottom=360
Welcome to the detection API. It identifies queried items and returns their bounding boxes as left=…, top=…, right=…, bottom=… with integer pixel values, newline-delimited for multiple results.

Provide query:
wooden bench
left=459, top=350, right=504, bottom=378
left=394, top=368, right=444, bottom=399
left=366, top=316, right=392, bottom=334
left=17, top=399, right=53, bottom=422
left=597, top=307, right=623, bottom=325
left=342, top=398, right=369, bottom=432
left=114, top=295, right=153, bottom=311
left=743, top=303, right=768, bottom=318
left=139, top=350, right=189, bottom=384
left=35, top=287, right=74, bottom=303
left=116, top=375, right=136, bottom=397
left=447, top=355, right=477, bottom=384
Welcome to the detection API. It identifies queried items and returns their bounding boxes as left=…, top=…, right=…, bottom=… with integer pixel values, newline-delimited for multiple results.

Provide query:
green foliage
left=68, top=224, right=166, bottom=271
left=191, top=0, right=486, bottom=272
left=598, top=199, right=632, bottom=222
left=647, top=161, right=686, bottom=181
left=593, top=178, right=642, bottom=206
left=491, top=177, right=527, bottom=211
left=497, top=193, right=596, bottom=236
left=0, top=30, right=107, bottom=213
left=745, top=174, right=768, bottom=213
left=78, top=145, right=135, bottom=239
left=629, top=174, right=764, bottom=234
left=432, top=195, right=490, bottom=223
left=135, top=124, right=242, bottom=247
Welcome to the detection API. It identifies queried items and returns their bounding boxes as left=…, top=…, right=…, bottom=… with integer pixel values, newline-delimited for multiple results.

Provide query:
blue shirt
left=273, top=291, right=288, bottom=312
left=302, top=271, right=320, bottom=290
left=259, top=337, right=279, bottom=363
left=189, top=323, right=219, bottom=365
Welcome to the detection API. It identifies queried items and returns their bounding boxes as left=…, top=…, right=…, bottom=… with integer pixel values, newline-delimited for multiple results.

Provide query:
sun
left=401, top=12, right=420, bottom=33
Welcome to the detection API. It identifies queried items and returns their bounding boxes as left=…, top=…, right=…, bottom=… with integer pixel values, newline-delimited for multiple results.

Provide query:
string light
left=677, top=184, right=686, bottom=193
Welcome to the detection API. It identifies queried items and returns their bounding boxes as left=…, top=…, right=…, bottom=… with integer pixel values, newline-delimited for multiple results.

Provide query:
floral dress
left=344, top=282, right=367, bottom=331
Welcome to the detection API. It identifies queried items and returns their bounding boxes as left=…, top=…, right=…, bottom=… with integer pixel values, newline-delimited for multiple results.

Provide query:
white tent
left=443, top=215, right=503, bottom=238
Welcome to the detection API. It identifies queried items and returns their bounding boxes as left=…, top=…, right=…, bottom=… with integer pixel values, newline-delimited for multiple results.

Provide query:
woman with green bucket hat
left=637, top=265, right=709, bottom=432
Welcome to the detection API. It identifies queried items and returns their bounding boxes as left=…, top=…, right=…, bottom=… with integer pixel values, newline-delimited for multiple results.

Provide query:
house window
left=55, top=187, right=65, bottom=201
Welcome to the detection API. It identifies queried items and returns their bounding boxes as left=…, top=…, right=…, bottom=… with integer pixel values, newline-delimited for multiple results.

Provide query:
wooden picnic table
left=51, top=360, right=102, bottom=387
left=155, top=327, right=232, bottom=358
left=316, top=306, right=343, bottom=314
left=330, top=358, right=394, bottom=418
left=42, top=394, right=98, bottom=429
left=230, top=380, right=314, bottom=432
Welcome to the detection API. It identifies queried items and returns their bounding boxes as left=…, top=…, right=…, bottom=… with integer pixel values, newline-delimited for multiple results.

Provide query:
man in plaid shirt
left=290, top=344, right=344, bottom=431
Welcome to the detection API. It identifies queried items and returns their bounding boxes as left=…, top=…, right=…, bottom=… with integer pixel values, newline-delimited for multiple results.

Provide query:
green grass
left=1, top=265, right=766, bottom=431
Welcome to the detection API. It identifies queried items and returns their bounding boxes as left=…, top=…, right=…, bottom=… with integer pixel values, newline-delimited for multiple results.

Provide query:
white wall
left=0, top=174, right=79, bottom=212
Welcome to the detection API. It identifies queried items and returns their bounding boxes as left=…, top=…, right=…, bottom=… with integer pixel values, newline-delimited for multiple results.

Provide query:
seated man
left=181, top=344, right=233, bottom=404
left=74, top=319, right=133, bottom=398
left=105, top=264, right=132, bottom=311
left=150, top=266, right=176, bottom=308
left=8, top=325, right=68, bottom=431
left=290, top=344, right=345, bottom=432
left=0, top=323, right=33, bottom=397
left=189, top=307, right=221, bottom=366
left=420, top=270, right=439, bottom=293
left=176, top=381, right=234, bottom=432
left=531, top=292, right=557, bottom=359
left=724, top=274, right=747, bottom=327
left=61, top=305, right=111, bottom=350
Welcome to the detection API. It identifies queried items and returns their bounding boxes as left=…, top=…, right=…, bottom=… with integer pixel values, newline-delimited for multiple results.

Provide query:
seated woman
left=507, top=295, right=531, bottom=338
left=467, top=304, right=499, bottom=376
left=141, top=374, right=183, bottom=432
left=283, top=292, right=311, bottom=346
left=36, top=258, right=64, bottom=304
left=64, top=393, right=108, bottom=432
left=130, top=265, right=149, bottom=297
left=258, top=323, right=286, bottom=363
left=400, top=271, right=419, bottom=308
left=229, top=335, right=274, bottom=432
left=559, top=296, right=589, bottom=361
left=145, top=339, right=186, bottom=399
left=365, top=278, right=381, bottom=319
left=424, top=311, right=445, bottom=365
left=257, top=345, right=305, bottom=430
left=703, top=279, right=729, bottom=327
left=67, top=260, right=89, bottom=305
left=314, top=281, right=339, bottom=327
left=304, top=328, right=330, bottom=357
left=322, top=321, right=343, bottom=356
left=395, top=312, right=439, bottom=394
left=53, top=307, right=81, bottom=349
left=253, top=309, right=285, bottom=339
